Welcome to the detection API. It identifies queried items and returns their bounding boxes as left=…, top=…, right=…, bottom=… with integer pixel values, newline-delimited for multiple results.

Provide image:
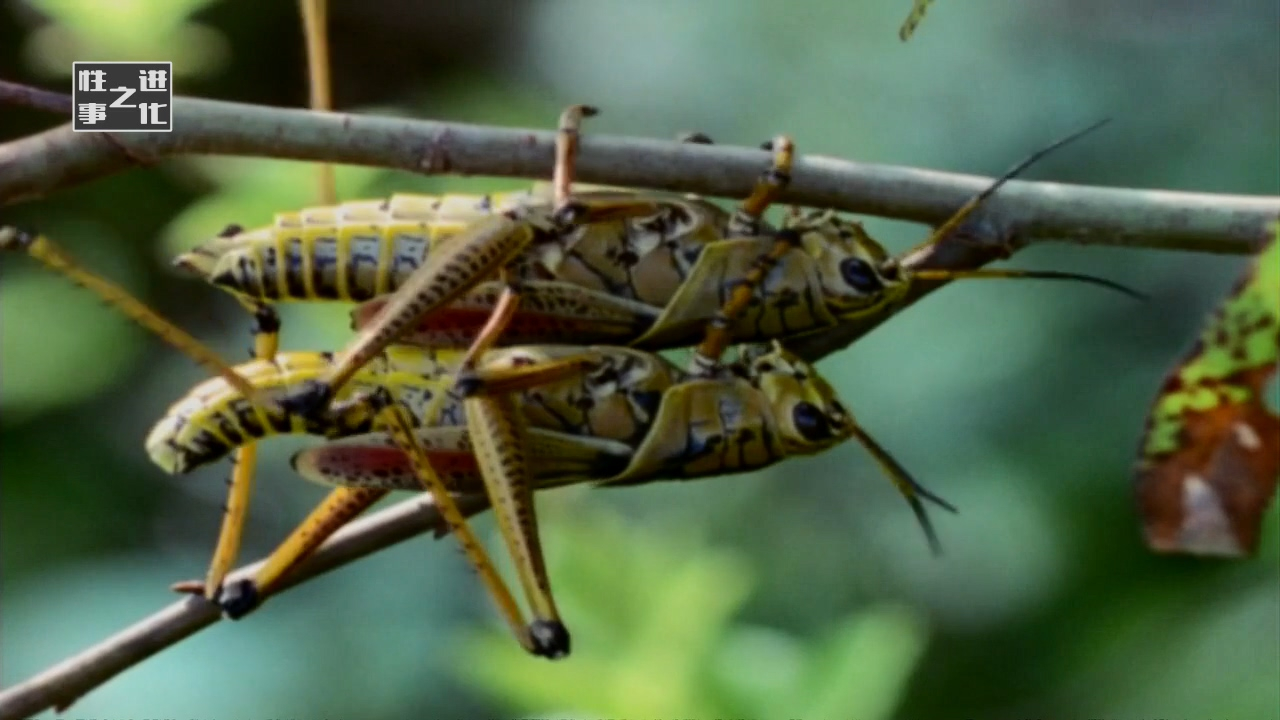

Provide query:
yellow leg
left=728, top=135, right=795, bottom=236
left=378, top=402, right=551, bottom=656
left=553, top=104, right=598, bottom=210
left=0, top=226, right=266, bottom=408
left=298, top=0, right=337, bottom=205
left=456, top=268, right=524, bottom=375
left=203, top=305, right=282, bottom=598
left=457, top=354, right=599, bottom=398
left=674, top=131, right=794, bottom=235
left=465, top=393, right=568, bottom=657
left=457, top=354, right=618, bottom=655
left=212, top=486, right=389, bottom=615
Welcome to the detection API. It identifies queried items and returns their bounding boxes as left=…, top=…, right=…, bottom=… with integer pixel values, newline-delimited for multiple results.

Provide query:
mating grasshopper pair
left=1, top=98, right=1138, bottom=658
left=146, top=340, right=888, bottom=656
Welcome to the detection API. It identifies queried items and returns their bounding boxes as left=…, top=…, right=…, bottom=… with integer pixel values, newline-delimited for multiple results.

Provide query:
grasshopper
left=0, top=225, right=950, bottom=657
left=175, top=105, right=1138, bottom=420
left=148, top=339, right=953, bottom=658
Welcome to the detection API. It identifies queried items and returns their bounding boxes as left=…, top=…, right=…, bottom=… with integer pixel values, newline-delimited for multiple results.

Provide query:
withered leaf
left=1135, top=226, right=1280, bottom=557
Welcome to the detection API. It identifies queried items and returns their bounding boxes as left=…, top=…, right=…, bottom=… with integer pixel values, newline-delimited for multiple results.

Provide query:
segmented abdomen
left=184, top=191, right=547, bottom=303
left=180, top=190, right=741, bottom=311
left=146, top=346, right=464, bottom=474
left=147, top=344, right=688, bottom=478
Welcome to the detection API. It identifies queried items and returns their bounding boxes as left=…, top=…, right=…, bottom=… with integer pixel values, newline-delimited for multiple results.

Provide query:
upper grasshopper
left=172, top=105, right=1139, bottom=423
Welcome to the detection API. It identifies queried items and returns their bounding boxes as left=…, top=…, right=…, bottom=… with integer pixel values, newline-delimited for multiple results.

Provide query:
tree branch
left=1, top=83, right=1277, bottom=716
left=0, top=494, right=489, bottom=720
left=1, top=88, right=1274, bottom=257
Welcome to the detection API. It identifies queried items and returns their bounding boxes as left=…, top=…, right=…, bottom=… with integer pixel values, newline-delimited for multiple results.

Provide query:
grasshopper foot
left=216, top=579, right=262, bottom=619
left=529, top=619, right=571, bottom=659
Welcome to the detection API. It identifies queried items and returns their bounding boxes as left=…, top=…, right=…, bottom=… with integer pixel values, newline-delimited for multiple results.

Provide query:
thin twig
left=0, top=86, right=1274, bottom=257
left=0, top=494, right=488, bottom=720
left=2, top=85, right=1273, bottom=359
left=0, top=78, right=73, bottom=115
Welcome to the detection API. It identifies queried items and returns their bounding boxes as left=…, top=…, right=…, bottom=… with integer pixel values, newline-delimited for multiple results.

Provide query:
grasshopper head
left=790, top=210, right=909, bottom=321
left=741, top=340, right=854, bottom=455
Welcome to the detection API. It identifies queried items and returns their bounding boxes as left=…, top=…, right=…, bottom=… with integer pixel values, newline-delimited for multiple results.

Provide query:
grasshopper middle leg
left=686, top=136, right=800, bottom=375
left=201, top=304, right=282, bottom=597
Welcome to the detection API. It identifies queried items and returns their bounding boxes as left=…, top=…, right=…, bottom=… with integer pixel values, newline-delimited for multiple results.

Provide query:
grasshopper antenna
left=909, top=117, right=1112, bottom=255
left=848, top=423, right=959, bottom=556
left=890, top=119, right=1144, bottom=300
left=909, top=268, right=1147, bottom=300
left=899, top=0, right=936, bottom=42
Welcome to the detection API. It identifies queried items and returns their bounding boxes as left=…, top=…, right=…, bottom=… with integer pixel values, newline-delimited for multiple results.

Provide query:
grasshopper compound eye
left=840, top=257, right=884, bottom=294
left=793, top=401, right=835, bottom=442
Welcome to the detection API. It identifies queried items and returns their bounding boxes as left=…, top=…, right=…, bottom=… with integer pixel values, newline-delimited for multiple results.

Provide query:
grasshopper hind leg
left=377, top=394, right=569, bottom=657
left=0, top=225, right=267, bottom=406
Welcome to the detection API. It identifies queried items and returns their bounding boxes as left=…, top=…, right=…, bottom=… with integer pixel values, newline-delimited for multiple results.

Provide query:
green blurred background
left=2, top=2, right=1277, bottom=718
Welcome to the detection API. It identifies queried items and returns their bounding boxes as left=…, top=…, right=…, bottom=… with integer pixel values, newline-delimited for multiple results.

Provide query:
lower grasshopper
left=148, top=339, right=952, bottom=657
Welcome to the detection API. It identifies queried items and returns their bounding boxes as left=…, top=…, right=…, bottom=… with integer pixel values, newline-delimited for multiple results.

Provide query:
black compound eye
left=792, top=401, right=833, bottom=442
left=840, top=258, right=883, bottom=293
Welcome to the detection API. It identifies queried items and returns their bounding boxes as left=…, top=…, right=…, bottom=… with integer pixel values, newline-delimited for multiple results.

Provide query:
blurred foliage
left=459, top=507, right=928, bottom=719
left=1, top=2, right=1277, bottom=719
